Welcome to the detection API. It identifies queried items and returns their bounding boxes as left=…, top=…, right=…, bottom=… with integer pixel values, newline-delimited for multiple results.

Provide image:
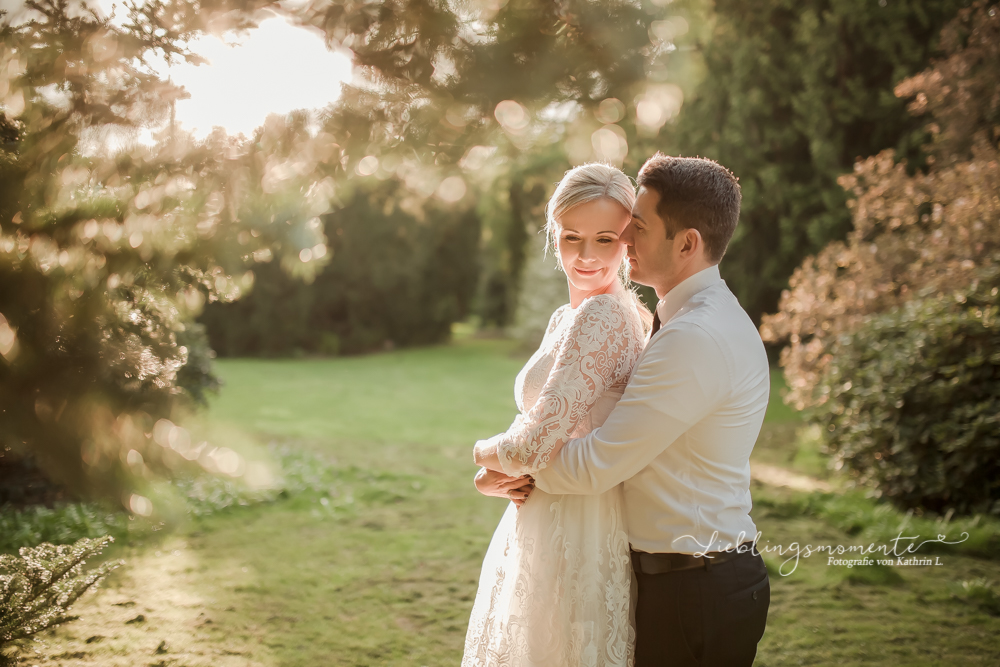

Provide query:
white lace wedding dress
left=463, top=290, right=646, bottom=667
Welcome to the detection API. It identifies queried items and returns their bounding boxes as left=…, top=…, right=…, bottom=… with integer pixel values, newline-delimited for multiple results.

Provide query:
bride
left=463, top=163, right=652, bottom=666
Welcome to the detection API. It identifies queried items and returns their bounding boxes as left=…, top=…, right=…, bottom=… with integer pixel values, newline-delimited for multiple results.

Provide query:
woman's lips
left=574, top=267, right=601, bottom=276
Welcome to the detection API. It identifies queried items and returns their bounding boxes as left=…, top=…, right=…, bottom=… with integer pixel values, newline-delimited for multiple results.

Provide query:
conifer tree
left=0, top=0, right=674, bottom=506
left=676, top=0, right=968, bottom=324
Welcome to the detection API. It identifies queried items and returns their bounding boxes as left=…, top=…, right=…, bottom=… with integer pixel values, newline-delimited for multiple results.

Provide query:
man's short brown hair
left=637, top=153, right=741, bottom=263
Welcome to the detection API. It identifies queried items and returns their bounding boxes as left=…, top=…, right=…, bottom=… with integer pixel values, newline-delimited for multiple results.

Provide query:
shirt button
left=752, top=591, right=758, bottom=600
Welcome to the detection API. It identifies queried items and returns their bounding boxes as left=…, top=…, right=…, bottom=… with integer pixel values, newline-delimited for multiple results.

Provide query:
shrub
left=0, top=536, right=122, bottom=655
left=761, top=1, right=1000, bottom=412
left=811, top=276, right=1000, bottom=515
left=760, top=2, right=1000, bottom=515
left=760, top=146, right=1000, bottom=412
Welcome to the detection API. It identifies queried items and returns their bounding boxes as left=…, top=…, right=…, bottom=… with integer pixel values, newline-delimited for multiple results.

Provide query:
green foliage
left=201, top=181, right=481, bottom=355
left=175, top=442, right=422, bottom=518
left=0, top=535, right=122, bottom=652
left=960, top=578, right=1000, bottom=616
left=811, top=279, right=1000, bottom=515
left=839, top=562, right=904, bottom=587
left=762, top=2, right=1000, bottom=515
left=174, top=322, right=220, bottom=405
left=0, top=505, right=128, bottom=555
left=476, top=178, right=539, bottom=329
left=755, top=487, right=1000, bottom=558
left=0, top=4, right=330, bottom=503
left=676, top=0, right=967, bottom=324
left=0, top=442, right=422, bottom=553
left=1, top=0, right=677, bottom=503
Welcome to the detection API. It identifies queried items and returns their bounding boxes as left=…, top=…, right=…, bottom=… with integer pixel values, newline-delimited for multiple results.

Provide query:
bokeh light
left=591, top=125, right=628, bottom=165
left=495, top=100, right=529, bottom=132
left=436, top=176, right=468, bottom=203
left=595, top=98, right=625, bottom=124
left=357, top=155, right=379, bottom=176
left=128, top=493, right=153, bottom=516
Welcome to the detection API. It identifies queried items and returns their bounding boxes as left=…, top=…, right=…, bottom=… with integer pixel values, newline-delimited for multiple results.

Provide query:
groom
left=527, top=154, right=770, bottom=665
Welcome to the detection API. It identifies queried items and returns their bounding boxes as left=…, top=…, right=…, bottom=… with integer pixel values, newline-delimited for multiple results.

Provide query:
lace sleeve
left=493, top=295, right=638, bottom=477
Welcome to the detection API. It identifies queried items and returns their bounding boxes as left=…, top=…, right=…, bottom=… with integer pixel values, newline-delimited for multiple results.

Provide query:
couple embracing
left=463, top=154, right=771, bottom=667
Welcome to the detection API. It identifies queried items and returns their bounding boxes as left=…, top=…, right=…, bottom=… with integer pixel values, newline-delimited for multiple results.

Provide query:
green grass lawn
left=27, top=340, right=1000, bottom=666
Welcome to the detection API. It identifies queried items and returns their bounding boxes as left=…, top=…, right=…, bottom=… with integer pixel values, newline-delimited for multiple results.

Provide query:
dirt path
left=20, top=537, right=273, bottom=667
left=751, top=462, right=832, bottom=493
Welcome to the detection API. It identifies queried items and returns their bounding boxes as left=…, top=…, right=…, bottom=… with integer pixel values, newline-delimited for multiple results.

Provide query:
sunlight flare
left=88, top=0, right=354, bottom=139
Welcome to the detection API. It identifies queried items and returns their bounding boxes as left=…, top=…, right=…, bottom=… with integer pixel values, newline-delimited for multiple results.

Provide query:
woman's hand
left=474, top=468, right=535, bottom=508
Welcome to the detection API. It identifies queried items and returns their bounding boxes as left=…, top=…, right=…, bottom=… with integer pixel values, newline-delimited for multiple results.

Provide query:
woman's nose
left=578, top=241, right=598, bottom=261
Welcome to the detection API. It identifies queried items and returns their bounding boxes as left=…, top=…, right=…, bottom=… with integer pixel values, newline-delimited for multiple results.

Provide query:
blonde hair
left=545, top=162, right=653, bottom=331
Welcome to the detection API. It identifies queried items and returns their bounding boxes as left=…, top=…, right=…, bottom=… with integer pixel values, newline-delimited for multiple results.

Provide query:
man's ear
left=679, top=228, right=703, bottom=258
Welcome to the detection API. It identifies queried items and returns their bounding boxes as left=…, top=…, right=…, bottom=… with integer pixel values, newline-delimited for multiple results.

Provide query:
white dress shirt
left=533, top=265, right=770, bottom=554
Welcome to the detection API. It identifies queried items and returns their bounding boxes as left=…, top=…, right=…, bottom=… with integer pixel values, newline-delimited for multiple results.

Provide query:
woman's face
left=555, top=198, right=631, bottom=295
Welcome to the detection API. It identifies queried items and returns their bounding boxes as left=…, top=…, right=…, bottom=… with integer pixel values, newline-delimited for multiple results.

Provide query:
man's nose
left=621, top=223, right=635, bottom=247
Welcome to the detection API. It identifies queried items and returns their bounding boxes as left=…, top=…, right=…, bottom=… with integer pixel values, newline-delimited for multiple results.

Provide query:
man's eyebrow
left=631, top=211, right=645, bottom=222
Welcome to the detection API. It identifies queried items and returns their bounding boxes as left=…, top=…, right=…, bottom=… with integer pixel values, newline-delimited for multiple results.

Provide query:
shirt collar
left=655, top=265, right=723, bottom=324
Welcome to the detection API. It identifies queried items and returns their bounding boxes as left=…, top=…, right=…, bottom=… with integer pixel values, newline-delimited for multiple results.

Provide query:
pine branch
left=0, top=536, right=123, bottom=648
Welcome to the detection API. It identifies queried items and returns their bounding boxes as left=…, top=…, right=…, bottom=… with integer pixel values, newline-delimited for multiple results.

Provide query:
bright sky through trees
left=94, top=1, right=353, bottom=138
left=150, top=16, right=352, bottom=138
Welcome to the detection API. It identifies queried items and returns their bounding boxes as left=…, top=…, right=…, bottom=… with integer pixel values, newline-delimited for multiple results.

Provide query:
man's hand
left=474, top=467, right=535, bottom=508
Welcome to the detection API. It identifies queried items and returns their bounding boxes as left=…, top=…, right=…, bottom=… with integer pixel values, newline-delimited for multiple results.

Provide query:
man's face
left=621, top=186, right=678, bottom=298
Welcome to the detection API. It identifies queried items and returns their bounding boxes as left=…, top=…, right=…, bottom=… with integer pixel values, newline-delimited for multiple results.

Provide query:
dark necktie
left=650, top=309, right=661, bottom=336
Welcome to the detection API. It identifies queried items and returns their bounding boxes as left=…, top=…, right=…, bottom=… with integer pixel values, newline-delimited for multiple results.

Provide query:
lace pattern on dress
left=462, top=290, right=645, bottom=667
left=496, top=294, right=642, bottom=477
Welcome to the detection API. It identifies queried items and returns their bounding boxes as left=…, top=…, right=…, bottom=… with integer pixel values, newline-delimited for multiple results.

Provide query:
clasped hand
left=474, top=467, right=534, bottom=508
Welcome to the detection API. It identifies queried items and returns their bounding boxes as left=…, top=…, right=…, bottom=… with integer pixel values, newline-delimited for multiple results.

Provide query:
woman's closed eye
left=562, top=235, right=618, bottom=244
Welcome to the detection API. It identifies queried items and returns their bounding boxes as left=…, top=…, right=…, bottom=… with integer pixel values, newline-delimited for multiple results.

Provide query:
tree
left=204, top=0, right=706, bottom=344
left=675, top=0, right=968, bottom=325
left=0, top=0, right=676, bottom=507
left=0, top=1, right=328, bottom=504
left=200, top=175, right=483, bottom=355
left=761, top=1, right=1000, bottom=514
left=313, top=0, right=695, bottom=329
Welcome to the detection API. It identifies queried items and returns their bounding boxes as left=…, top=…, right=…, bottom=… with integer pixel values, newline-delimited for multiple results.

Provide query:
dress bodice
left=495, top=289, right=646, bottom=476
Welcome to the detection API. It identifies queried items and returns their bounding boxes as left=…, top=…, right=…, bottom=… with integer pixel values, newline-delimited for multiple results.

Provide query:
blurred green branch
left=0, top=0, right=683, bottom=509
